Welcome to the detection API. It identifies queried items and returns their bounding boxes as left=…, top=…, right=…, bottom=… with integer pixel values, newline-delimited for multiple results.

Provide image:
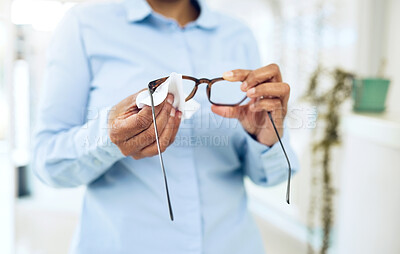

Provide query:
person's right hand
left=108, top=91, right=182, bottom=160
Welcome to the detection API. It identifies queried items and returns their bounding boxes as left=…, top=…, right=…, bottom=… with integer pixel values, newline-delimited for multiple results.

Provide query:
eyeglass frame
left=148, top=75, right=247, bottom=106
left=147, top=75, right=292, bottom=221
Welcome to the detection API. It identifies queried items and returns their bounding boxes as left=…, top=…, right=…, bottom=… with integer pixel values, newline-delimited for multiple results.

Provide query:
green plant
left=303, top=67, right=354, bottom=254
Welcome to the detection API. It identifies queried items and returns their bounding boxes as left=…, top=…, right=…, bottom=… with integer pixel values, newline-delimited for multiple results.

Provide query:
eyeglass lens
left=209, top=80, right=245, bottom=105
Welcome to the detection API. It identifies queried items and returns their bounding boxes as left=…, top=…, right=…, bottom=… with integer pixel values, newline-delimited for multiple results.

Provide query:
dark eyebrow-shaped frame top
left=148, top=75, right=247, bottom=106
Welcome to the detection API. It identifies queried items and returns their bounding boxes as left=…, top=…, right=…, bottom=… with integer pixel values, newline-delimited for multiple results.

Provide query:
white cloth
left=136, top=72, right=200, bottom=119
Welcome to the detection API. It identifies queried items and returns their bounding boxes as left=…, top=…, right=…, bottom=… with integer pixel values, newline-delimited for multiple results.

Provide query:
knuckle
left=249, top=103, right=258, bottom=112
left=114, top=119, right=126, bottom=130
left=273, top=100, right=281, bottom=108
left=163, top=102, right=172, bottom=114
left=108, top=119, right=116, bottom=130
left=109, top=132, right=118, bottom=144
left=120, top=147, right=130, bottom=157
left=143, top=147, right=157, bottom=158
left=256, top=73, right=265, bottom=82
left=135, top=114, right=152, bottom=129
left=254, top=85, right=263, bottom=94
left=150, top=147, right=159, bottom=157
left=281, top=83, right=290, bottom=93
left=269, top=63, right=280, bottom=72
left=167, top=119, right=175, bottom=130
left=247, top=72, right=257, bottom=82
left=261, top=100, right=271, bottom=109
left=158, top=118, right=169, bottom=129
left=141, top=131, right=155, bottom=146
left=132, top=153, right=143, bottom=160
left=260, top=100, right=271, bottom=108
left=159, top=139, right=169, bottom=152
left=155, top=103, right=165, bottom=112
left=156, top=109, right=168, bottom=124
left=283, top=83, right=291, bottom=93
left=149, top=130, right=157, bottom=140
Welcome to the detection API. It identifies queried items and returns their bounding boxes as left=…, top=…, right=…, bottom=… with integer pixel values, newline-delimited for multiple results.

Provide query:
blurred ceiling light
left=11, top=0, right=75, bottom=32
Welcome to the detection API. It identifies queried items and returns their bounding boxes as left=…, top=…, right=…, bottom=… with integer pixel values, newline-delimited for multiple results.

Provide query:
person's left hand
left=211, top=64, right=290, bottom=147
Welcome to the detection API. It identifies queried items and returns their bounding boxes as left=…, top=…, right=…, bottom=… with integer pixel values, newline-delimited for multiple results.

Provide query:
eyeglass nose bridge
left=185, top=77, right=225, bottom=102
left=198, top=78, right=212, bottom=84
left=184, top=78, right=212, bottom=102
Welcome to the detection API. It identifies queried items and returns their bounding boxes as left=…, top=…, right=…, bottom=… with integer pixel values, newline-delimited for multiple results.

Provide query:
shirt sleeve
left=238, top=27, right=300, bottom=186
left=32, top=9, right=124, bottom=188
left=242, top=128, right=299, bottom=186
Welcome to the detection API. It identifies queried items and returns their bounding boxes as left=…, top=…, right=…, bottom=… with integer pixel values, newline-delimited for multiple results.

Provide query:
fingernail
left=241, top=81, right=248, bottom=91
left=170, top=107, right=176, bottom=117
left=247, top=88, right=256, bottom=96
left=167, top=94, right=174, bottom=104
left=177, top=111, right=182, bottom=119
left=223, top=71, right=234, bottom=78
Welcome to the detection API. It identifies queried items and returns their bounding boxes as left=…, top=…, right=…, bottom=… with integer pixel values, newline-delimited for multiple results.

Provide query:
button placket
left=180, top=27, right=204, bottom=254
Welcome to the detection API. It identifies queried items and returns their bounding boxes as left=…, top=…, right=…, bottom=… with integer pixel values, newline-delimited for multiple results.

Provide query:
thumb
left=211, top=105, right=241, bottom=119
left=223, top=69, right=251, bottom=82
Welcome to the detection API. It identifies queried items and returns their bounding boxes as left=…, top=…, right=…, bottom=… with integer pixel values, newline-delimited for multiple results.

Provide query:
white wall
left=356, top=0, right=400, bottom=112
left=337, top=114, right=400, bottom=254
left=384, top=0, right=400, bottom=112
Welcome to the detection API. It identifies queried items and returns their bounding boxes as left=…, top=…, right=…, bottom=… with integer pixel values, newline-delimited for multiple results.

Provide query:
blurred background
left=0, top=0, right=399, bottom=253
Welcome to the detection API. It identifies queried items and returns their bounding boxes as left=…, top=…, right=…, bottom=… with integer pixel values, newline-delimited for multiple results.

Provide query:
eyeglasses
left=149, top=75, right=249, bottom=106
left=148, top=75, right=292, bottom=221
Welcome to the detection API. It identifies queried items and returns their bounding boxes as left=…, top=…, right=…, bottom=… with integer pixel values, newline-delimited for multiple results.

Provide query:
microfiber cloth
left=136, top=72, right=201, bottom=119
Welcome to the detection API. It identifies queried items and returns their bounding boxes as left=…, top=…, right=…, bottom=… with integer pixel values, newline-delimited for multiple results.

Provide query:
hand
left=211, top=64, right=290, bottom=147
left=108, top=92, right=182, bottom=160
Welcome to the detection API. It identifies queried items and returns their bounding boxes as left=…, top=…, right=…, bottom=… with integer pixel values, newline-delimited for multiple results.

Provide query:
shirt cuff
left=245, top=129, right=292, bottom=184
left=244, top=131, right=271, bottom=155
left=73, top=107, right=125, bottom=164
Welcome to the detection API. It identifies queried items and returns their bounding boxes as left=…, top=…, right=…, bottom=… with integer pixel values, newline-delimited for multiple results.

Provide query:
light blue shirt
left=32, top=0, right=299, bottom=253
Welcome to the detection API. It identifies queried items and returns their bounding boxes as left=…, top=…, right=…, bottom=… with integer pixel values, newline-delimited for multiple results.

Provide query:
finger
left=117, top=97, right=173, bottom=154
left=246, top=82, right=290, bottom=105
left=134, top=93, right=174, bottom=130
left=154, top=107, right=178, bottom=148
left=139, top=108, right=179, bottom=157
left=131, top=97, right=173, bottom=149
left=211, top=105, right=247, bottom=120
left=109, top=92, right=141, bottom=119
left=223, top=69, right=251, bottom=82
left=168, top=111, right=182, bottom=145
left=249, top=98, right=282, bottom=112
left=243, top=64, right=282, bottom=91
left=111, top=94, right=173, bottom=143
left=249, top=99, right=285, bottom=129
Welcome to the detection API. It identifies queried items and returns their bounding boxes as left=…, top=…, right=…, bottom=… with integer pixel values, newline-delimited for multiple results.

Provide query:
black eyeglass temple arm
left=267, top=111, right=292, bottom=204
left=148, top=80, right=291, bottom=220
left=148, top=87, right=174, bottom=221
